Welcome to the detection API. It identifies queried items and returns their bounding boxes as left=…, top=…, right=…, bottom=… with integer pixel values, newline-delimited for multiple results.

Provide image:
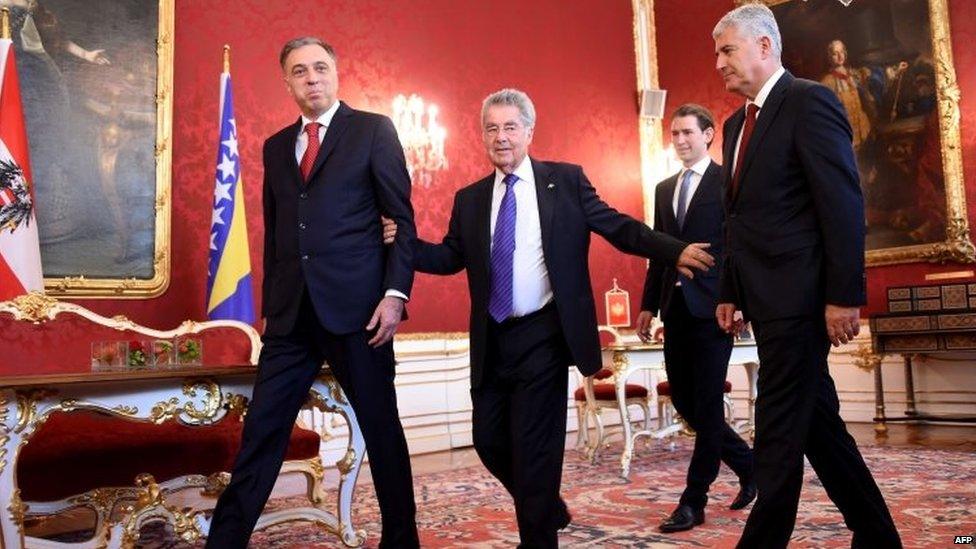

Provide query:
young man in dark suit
left=636, top=103, right=754, bottom=533
left=391, top=88, right=715, bottom=547
left=206, top=37, right=419, bottom=548
left=712, top=5, right=901, bottom=548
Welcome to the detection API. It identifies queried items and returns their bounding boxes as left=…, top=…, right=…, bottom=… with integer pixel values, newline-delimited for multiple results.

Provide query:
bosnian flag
left=0, top=35, right=44, bottom=300
left=206, top=68, right=254, bottom=322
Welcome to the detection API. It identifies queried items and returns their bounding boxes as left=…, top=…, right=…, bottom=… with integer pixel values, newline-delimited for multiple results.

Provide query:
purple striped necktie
left=488, top=173, right=519, bottom=322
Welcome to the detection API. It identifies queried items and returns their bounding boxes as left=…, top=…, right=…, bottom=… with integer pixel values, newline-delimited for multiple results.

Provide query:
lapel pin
left=547, top=183, right=555, bottom=190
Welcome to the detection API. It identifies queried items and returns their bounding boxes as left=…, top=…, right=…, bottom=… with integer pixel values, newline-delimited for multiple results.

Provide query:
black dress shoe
left=557, top=498, right=572, bottom=530
left=658, top=504, right=704, bottom=533
left=729, top=483, right=757, bottom=510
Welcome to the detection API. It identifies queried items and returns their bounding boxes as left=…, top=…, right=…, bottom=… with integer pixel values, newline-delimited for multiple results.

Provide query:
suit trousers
left=737, top=315, right=901, bottom=549
left=471, top=303, right=572, bottom=549
left=206, top=293, right=418, bottom=549
left=663, top=289, right=753, bottom=510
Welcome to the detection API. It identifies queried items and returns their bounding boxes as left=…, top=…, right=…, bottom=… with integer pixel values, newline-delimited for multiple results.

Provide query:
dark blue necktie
left=675, top=169, right=694, bottom=229
left=488, top=173, right=519, bottom=322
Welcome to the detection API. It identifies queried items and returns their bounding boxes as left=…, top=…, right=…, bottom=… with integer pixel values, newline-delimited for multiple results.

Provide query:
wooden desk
left=0, top=366, right=365, bottom=548
left=593, top=340, right=759, bottom=477
left=870, top=310, right=976, bottom=435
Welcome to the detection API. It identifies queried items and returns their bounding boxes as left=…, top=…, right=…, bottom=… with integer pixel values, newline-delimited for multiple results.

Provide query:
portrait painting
left=762, top=0, right=972, bottom=265
left=5, top=0, right=172, bottom=296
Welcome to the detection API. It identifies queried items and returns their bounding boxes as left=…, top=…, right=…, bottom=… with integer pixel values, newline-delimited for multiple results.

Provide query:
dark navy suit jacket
left=261, top=101, right=416, bottom=336
left=719, top=71, right=866, bottom=321
left=641, top=160, right=725, bottom=319
left=414, top=159, right=688, bottom=388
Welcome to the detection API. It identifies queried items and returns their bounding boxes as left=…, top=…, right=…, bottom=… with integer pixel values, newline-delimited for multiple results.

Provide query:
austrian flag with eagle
left=0, top=34, right=44, bottom=300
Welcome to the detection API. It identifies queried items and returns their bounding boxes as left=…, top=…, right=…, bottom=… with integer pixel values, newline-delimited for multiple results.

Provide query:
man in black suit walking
left=711, top=5, right=901, bottom=548
left=636, top=103, right=754, bottom=533
left=399, top=88, right=715, bottom=547
left=206, top=37, right=419, bottom=548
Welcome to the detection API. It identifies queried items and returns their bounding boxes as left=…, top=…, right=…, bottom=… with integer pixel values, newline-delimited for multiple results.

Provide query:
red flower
left=130, top=340, right=145, bottom=352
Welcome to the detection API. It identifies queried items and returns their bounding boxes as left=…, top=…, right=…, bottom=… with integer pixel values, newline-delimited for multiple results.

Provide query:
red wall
left=655, top=0, right=976, bottom=316
left=5, top=0, right=652, bottom=372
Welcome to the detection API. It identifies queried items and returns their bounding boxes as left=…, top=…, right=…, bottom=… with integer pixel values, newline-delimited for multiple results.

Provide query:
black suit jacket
left=720, top=71, right=866, bottom=322
left=641, top=160, right=725, bottom=319
left=261, top=101, right=416, bottom=336
left=415, top=159, right=688, bottom=388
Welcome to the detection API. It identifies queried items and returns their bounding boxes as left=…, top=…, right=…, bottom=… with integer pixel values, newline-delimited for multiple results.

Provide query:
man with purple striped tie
left=405, top=88, right=715, bottom=547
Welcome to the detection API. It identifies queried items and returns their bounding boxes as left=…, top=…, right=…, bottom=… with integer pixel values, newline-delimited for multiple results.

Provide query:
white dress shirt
left=294, top=99, right=341, bottom=164
left=732, top=66, right=786, bottom=174
left=293, top=100, right=408, bottom=301
left=672, top=155, right=711, bottom=219
left=489, top=156, right=553, bottom=317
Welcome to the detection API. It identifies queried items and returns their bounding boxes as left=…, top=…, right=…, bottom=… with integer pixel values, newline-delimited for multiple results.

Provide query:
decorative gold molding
left=851, top=344, right=884, bottom=372
left=3, top=292, right=59, bottom=322
left=202, top=472, right=230, bottom=497
left=121, top=474, right=203, bottom=546
left=15, top=389, right=54, bottom=433
left=395, top=331, right=469, bottom=341
left=632, top=0, right=665, bottom=225
left=43, top=0, right=174, bottom=298
left=181, top=380, right=222, bottom=423
left=8, top=488, right=27, bottom=535
left=224, top=393, right=249, bottom=418
left=149, top=397, right=180, bottom=425
left=336, top=448, right=357, bottom=476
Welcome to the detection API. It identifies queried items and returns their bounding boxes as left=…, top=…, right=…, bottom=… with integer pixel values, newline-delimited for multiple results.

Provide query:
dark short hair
left=672, top=103, right=715, bottom=133
left=279, top=37, right=337, bottom=69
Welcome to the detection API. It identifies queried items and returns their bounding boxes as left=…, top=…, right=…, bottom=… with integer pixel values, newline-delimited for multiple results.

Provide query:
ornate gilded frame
left=43, top=0, right=174, bottom=298
left=632, top=0, right=665, bottom=226
left=736, top=0, right=973, bottom=266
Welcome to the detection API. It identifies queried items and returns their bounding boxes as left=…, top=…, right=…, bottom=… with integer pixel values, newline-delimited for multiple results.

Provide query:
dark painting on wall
left=764, top=0, right=972, bottom=265
left=5, top=0, right=172, bottom=296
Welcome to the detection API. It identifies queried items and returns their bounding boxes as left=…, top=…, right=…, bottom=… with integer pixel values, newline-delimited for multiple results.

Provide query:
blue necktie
left=675, top=169, right=694, bottom=230
left=488, top=173, right=519, bottom=322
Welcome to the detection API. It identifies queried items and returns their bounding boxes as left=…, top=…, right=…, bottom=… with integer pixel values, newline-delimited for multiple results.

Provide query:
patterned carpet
left=104, top=440, right=976, bottom=547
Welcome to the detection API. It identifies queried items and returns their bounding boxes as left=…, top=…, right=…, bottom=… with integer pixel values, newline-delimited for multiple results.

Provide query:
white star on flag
left=214, top=179, right=233, bottom=204
left=209, top=231, right=218, bottom=251
left=222, top=133, right=239, bottom=159
left=211, top=206, right=226, bottom=227
left=217, top=154, right=237, bottom=182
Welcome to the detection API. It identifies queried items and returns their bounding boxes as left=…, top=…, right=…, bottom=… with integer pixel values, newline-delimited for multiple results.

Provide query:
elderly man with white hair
left=711, top=4, right=901, bottom=548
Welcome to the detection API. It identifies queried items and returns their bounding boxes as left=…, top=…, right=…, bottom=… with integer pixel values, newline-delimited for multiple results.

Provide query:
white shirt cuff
left=385, top=289, right=409, bottom=302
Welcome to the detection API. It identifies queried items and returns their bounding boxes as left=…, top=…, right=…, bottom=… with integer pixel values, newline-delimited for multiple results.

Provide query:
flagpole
left=1, top=7, right=11, bottom=40
left=223, top=44, right=230, bottom=73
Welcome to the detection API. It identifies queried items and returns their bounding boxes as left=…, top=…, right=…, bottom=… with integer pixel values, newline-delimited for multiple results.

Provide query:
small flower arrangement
left=91, top=341, right=128, bottom=370
left=152, top=340, right=174, bottom=366
left=177, top=338, right=202, bottom=365
left=128, top=340, right=150, bottom=368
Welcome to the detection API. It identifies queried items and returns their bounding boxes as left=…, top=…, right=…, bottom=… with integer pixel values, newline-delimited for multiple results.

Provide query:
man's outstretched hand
left=677, top=243, right=714, bottom=278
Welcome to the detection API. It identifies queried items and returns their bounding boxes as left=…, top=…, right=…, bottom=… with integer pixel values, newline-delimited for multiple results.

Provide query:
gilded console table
left=589, top=340, right=759, bottom=478
left=0, top=366, right=365, bottom=549
left=869, top=310, right=976, bottom=435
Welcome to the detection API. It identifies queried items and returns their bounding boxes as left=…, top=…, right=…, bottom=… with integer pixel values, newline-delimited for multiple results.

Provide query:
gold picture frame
left=31, top=0, right=175, bottom=299
left=734, top=0, right=974, bottom=266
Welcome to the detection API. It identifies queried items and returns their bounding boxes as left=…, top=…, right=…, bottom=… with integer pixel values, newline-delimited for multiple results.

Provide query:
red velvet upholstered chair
left=573, top=326, right=655, bottom=462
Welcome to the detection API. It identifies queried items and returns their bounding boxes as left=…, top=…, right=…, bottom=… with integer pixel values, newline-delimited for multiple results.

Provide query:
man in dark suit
left=636, top=103, right=754, bottom=533
left=712, top=5, right=901, bottom=548
left=206, top=37, right=419, bottom=548
left=404, top=88, right=715, bottom=548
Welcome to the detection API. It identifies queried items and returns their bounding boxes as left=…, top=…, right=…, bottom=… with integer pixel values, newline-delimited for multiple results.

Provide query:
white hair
left=481, top=88, right=536, bottom=128
left=713, top=2, right=782, bottom=59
